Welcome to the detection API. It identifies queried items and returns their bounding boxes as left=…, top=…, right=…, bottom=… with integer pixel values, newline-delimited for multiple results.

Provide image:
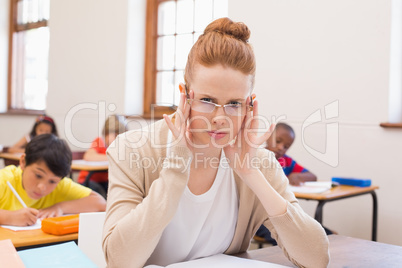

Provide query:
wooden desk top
left=238, top=235, right=402, bottom=267
left=0, top=227, right=78, bottom=248
left=294, top=185, right=379, bottom=201
left=0, top=152, right=21, bottom=161
left=0, top=153, right=108, bottom=172
left=71, top=160, right=108, bottom=172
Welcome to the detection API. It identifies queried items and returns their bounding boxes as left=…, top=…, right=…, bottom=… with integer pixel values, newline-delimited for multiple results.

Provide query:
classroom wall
left=229, top=0, right=402, bottom=246
left=0, top=0, right=146, bottom=151
left=1, top=0, right=401, bottom=247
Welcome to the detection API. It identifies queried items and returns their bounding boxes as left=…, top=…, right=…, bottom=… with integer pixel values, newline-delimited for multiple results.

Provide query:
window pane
left=175, top=34, right=193, bottom=69
left=156, top=71, right=175, bottom=105
left=194, top=0, right=213, bottom=32
left=176, top=0, right=193, bottom=34
left=39, top=0, right=50, bottom=21
left=158, top=1, right=176, bottom=35
left=24, top=27, right=49, bottom=110
left=17, top=0, right=50, bottom=24
left=213, top=0, right=228, bottom=19
left=13, top=27, right=49, bottom=110
left=157, top=36, right=175, bottom=70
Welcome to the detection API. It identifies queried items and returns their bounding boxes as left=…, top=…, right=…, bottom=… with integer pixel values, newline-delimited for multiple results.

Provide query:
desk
left=293, top=185, right=379, bottom=241
left=0, top=153, right=109, bottom=172
left=0, top=226, right=78, bottom=250
left=71, top=160, right=108, bottom=172
left=71, top=160, right=108, bottom=187
left=238, top=235, right=402, bottom=267
left=0, top=152, right=21, bottom=166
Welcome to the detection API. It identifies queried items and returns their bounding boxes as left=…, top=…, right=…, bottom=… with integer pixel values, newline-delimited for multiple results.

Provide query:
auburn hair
left=184, top=17, right=256, bottom=89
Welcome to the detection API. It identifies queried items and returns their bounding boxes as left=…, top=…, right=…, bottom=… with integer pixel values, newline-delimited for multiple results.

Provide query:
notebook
left=18, top=241, right=97, bottom=268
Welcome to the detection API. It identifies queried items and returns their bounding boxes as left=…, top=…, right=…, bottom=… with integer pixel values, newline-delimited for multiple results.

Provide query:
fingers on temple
left=183, top=90, right=192, bottom=119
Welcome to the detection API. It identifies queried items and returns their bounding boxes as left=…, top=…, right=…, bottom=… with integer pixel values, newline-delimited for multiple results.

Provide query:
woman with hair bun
left=103, top=18, right=329, bottom=268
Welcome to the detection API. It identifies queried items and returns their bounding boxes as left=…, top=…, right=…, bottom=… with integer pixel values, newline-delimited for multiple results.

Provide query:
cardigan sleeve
left=261, top=151, right=330, bottom=268
left=102, top=134, right=193, bottom=268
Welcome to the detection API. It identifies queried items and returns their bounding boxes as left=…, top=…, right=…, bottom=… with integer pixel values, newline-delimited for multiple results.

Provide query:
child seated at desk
left=0, top=134, right=106, bottom=227
left=77, top=115, right=126, bottom=194
left=8, top=115, right=58, bottom=154
left=255, top=122, right=332, bottom=245
left=267, top=123, right=316, bottom=186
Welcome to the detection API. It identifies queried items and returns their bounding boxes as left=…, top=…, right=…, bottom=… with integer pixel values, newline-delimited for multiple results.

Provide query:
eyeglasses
left=184, top=85, right=254, bottom=116
left=186, top=99, right=252, bottom=116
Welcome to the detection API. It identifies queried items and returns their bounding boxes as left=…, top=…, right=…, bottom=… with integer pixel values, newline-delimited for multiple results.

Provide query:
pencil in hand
left=7, top=181, right=28, bottom=208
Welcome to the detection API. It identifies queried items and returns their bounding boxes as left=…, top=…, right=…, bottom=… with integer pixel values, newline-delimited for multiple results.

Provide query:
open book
left=145, top=254, right=289, bottom=267
left=289, top=181, right=332, bottom=194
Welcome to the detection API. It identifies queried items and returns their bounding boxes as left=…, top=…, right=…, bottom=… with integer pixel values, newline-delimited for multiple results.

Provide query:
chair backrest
left=78, top=212, right=107, bottom=268
left=1, top=147, right=20, bottom=167
left=72, top=151, right=85, bottom=160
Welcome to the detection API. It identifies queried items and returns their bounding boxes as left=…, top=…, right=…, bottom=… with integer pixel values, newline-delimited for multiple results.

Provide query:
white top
left=25, top=134, right=31, bottom=143
left=145, top=152, right=239, bottom=266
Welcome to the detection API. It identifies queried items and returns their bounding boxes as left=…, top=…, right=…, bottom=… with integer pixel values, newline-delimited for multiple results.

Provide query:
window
left=144, top=0, right=227, bottom=118
left=381, top=0, right=402, bottom=128
left=8, top=0, right=50, bottom=113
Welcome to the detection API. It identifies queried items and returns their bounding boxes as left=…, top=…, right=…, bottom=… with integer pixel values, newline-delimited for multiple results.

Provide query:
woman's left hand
left=223, top=96, right=275, bottom=178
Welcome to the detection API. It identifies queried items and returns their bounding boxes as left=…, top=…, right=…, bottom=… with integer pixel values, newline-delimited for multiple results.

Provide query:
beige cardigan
left=102, top=119, right=329, bottom=268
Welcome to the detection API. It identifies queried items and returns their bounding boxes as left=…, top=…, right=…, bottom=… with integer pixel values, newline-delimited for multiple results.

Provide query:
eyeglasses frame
left=184, top=85, right=254, bottom=115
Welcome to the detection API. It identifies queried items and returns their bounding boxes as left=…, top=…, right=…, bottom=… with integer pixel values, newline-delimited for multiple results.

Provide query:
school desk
left=238, top=235, right=402, bottom=267
left=70, top=160, right=108, bottom=187
left=0, top=152, right=21, bottom=166
left=293, top=185, right=379, bottom=241
left=0, top=153, right=108, bottom=172
left=0, top=226, right=78, bottom=250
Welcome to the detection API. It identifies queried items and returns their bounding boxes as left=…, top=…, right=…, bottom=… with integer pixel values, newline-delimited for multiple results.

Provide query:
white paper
left=290, top=181, right=332, bottom=194
left=1, top=219, right=42, bottom=231
left=72, top=160, right=109, bottom=166
left=145, top=254, right=289, bottom=267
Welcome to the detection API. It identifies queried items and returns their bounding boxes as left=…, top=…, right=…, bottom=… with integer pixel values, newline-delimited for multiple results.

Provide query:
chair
left=71, top=151, right=108, bottom=199
left=70, top=151, right=86, bottom=178
left=252, top=235, right=273, bottom=249
left=72, top=151, right=85, bottom=160
left=78, top=212, right=107, bottom=268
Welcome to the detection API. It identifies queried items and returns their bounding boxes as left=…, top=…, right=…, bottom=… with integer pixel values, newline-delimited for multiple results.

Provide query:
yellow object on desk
left=41, top=214, right=79, bottom=235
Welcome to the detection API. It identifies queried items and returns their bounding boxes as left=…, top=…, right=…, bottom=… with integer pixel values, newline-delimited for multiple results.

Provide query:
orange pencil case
left=41, top=214, right=79, bottom=235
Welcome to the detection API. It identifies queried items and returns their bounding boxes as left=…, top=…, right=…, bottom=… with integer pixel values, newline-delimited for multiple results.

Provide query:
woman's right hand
left=11, top=208, right=39, bottom=226
left=163, top=90, right=193, bottom=150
